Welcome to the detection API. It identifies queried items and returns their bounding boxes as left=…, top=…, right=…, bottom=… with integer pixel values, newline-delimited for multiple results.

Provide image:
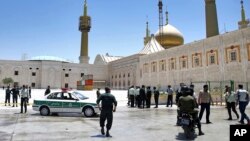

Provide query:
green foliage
left=2, top=77, right=14, bottom=85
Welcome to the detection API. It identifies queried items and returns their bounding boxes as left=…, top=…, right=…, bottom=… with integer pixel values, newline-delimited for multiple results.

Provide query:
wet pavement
left=0, top=105, right=249, bottom=141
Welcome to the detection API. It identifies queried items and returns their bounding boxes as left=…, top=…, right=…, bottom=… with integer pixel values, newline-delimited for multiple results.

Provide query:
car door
left=47, top=92, right=63, bottom=113
left=62, top=92, right=81, bottom=113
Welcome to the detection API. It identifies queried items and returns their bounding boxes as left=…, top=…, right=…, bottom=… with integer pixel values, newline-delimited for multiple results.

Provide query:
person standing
left=225, top=87, right=239, bottom=120
left=20, top=85, right=28, bottom=113
left=5, top=86, right=11, bottom=106
left=139, top=85, right=146, bottom=108
left=198, top=84, right=213, bottom=124
left=11, top=85, right=19, bottom=107
left=166, top=85, right=174, bottom=107
left=153, top=87, right=159, bottom=108
left=96, top=88, right=101, bottom=99
left=96, top=87, right=117, bottom=137
left=224, top=85, right=229, bottom=108
left=135, top=86, right=140, bottom=107
left=44, top=85, right=51, bottom=96
left=29, top=86, right=31, bottom=99
left=236, top=84, right=250, bottom=125
left=146, top=86, right=152, bottom=108
left=128, top=86, right=135, bottom=107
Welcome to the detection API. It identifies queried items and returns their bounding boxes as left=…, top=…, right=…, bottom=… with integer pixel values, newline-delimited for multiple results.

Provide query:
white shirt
left=129, top=88, right=135, bottom=95
left=236, top=89, right=249, bottom=102
left=166, top=88, right=173, bottom=95
left=20, top=88, right=28, bottom=98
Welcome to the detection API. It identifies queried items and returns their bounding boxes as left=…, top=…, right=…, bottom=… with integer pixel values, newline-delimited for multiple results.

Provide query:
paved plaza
left=0, top=89, right=249, bottom=141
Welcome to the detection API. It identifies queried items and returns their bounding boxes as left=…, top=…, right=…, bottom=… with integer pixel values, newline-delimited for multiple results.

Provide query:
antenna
left=158, top=0, right=164, bottom=44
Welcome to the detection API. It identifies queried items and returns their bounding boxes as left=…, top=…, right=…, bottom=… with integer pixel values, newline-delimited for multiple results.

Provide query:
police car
left=32, top=89, right=99, bottom=117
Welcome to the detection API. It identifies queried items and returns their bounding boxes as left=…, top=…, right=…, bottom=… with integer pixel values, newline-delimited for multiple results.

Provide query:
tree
left=2, top=77, right=14, bottom=86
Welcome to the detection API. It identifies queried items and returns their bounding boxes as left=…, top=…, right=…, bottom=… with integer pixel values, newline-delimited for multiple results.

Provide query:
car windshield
left=73, top=91, right=89, bottom=100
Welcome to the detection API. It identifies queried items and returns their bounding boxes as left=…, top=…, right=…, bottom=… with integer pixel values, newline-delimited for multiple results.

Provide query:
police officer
left=128, top=86, right=135, bottom=107
left=135, top=86, right=140, bottom=107
left=44, top=85, right=51, bottom=96
left=11, top=85, right=19, bottom=107
left=96, top=87, right=117, bottom=137
left=153, top=87, right=160, bottom=108
left=20, top=85, right=28, bottom=113
left=178, top=86, right=204, bottom=135
left=139, top=85, right=146, bottom=108
left=146, top=86, right=152, bottom=108
left=5, top=86, right=11, bottom=106
left=96, top=88, right=101, bottom=99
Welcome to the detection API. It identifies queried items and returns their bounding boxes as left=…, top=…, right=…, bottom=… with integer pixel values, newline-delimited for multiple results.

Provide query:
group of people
left=127, top=85, right=161, bottom=108
left=177, top=83, right=250, bottom=136
left=4, top=85, right=32, bottom=113
left=224, top=84, right=250, bottom=124
left=126, top=85, right=176, bottom=109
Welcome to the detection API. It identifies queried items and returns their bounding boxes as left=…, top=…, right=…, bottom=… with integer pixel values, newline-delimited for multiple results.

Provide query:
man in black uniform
left=11, top=85, right=19, bottom=107
left=96, top=87, right=117, bottom=137
left=5, top=86, right=11, bottom=106
left=44, top=85, right=51, bottom=96
left=139, top=85, right=146, bottom=108
left=153, top=87, right=159, bottom=108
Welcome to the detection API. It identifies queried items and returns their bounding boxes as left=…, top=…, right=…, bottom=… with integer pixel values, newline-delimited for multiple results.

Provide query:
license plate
left=181, top=119, right=190, bottom=125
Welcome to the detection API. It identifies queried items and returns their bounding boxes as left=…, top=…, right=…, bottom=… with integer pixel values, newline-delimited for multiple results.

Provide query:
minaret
left=79, top=0, right=91, bottom=64
left=238, top=0, right=249, bottom=29
left=165, top=5, right=168, bottom=25
left=144, top=21, right=151, bottom=46
left=205, top=0, right=219, bottom=38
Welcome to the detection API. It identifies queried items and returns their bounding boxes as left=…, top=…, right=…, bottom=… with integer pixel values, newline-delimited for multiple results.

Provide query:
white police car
left=32, top=90, right=99, bottom=117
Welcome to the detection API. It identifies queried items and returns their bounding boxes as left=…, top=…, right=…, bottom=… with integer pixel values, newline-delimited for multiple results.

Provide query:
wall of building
left=0, top=60, right=108, bottom=89
left=108, top=54, right=143, bottom=90
left=138, top=27, right=250, bottom=89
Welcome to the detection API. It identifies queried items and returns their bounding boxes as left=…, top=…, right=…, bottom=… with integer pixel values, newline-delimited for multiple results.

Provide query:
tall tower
left=238, top=0, right=249, bottom=29
left=79, top=0, right=91, bottom=64
left=158, top=0, right=164, bottom=44
left=205, top=0, right=219, bottom=38
left=143, top=21, right=151, bottom=46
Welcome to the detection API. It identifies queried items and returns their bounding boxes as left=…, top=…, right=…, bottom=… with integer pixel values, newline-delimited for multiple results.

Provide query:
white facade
left=0, top=60, right=108, bottom=89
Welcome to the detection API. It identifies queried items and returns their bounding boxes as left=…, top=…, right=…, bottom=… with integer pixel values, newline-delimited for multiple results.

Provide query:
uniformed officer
left=153, top=87, right=160, bottom=108
left=139, top=85, right=146, bottom=108
left=11, top=85, right=19, bottom=107
left=178, top=87, right=204, bottom=135
left=146, top=86, right=152, bottom=108
left=135, top=86, right=140, bottom=107
left=128, top=86, right=135, bottom=107
left=96, top=87, right=117, bottom=137
left=5, top=86, right=11, bottom=106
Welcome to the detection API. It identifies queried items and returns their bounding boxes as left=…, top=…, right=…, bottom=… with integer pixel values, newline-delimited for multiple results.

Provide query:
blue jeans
left=239, top=101, right=249, bottom=123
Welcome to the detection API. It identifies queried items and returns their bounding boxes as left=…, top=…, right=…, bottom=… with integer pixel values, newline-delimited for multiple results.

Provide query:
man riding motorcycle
left=178, top=86, right=204, bottom=136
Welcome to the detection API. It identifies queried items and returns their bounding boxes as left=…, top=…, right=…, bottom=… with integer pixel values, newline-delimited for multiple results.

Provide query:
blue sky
left=0, top=0, right=249, bottom=64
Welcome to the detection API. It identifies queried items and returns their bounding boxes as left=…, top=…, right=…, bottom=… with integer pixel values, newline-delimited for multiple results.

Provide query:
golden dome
left=155, top=24, right=184, bottom=49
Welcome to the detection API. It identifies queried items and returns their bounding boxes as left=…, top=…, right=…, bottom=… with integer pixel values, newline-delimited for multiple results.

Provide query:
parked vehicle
left=32, top=89, right=99, bottom=117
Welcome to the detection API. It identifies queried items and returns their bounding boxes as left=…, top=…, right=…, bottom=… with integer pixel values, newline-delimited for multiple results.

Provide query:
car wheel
left=83, top=106, right=94, bottom=117
left=40, top=106, right=50, bottom=116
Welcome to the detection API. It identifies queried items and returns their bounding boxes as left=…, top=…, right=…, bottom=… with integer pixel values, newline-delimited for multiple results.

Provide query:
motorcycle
left=180, top=112, right=196, bottom=139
